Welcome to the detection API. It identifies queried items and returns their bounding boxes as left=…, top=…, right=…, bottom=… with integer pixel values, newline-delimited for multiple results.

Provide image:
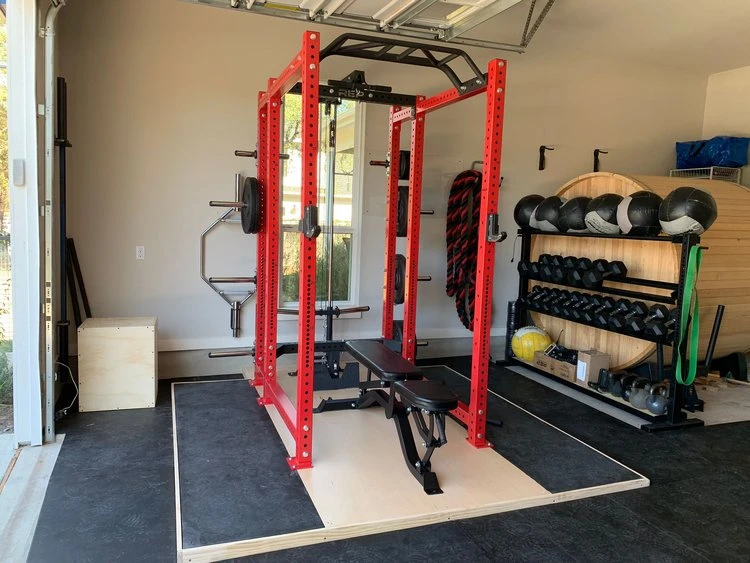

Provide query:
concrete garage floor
left=28, top=358, right=750, bottom=563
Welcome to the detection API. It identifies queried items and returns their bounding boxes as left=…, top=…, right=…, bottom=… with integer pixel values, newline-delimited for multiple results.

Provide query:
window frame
left=279, top=98, right=366, bottom=313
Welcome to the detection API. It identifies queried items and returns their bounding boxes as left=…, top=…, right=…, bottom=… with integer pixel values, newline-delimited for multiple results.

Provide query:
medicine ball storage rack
left=509, top=228, right=705, bottom=431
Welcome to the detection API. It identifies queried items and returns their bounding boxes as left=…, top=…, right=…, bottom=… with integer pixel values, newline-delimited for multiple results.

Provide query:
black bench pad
left=394, top=380, right=458, bottom=412
left=345, top=340, right=422, bottom=382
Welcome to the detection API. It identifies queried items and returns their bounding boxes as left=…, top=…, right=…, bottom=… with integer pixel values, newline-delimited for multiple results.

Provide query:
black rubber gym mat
left=28, top=387, right=177, bottom=563
left=421, top=365, right=641, bottom=492
left=173, top=380, right=323, bottom=548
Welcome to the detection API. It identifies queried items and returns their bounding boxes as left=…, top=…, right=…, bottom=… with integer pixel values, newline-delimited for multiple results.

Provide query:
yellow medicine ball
left=511, top=326, right=552, bottom=362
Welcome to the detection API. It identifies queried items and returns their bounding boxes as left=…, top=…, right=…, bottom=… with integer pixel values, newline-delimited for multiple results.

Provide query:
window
left=280, top=95, right=363, bottom=306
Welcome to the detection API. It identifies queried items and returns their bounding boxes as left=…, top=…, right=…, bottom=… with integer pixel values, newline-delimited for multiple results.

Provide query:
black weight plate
left=394, top=253, right=406, bottom=305
left=398, top=150, right=410, bottom=180
left=393, top=320, right=404, bottom=342
left=397, top=185, right=408, bottom=237
left=242, top=177, right=260, bottom=234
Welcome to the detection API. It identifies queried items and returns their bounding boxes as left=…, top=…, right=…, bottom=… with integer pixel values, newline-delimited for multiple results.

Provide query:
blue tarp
left=676, top=136, right=750, bottom=169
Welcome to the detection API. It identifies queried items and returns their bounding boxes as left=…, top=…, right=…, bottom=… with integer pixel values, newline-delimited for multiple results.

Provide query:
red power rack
left=253, top=30, right=507, bottom=468
left=255, top=31, right=320, bottom=471
left=387, top=61, right=507, bottom=449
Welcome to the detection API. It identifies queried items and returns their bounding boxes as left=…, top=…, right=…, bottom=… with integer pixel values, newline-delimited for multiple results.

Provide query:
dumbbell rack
left=510, top=229, right=704, bottom=432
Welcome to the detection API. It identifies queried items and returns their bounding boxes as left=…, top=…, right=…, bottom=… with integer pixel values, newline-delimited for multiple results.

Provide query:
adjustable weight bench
left=317, top=339, right=458, bottom=494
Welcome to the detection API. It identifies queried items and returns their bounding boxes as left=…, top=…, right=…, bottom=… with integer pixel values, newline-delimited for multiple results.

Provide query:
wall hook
left=539, top=145, right=554, bottom=170
left=593, top=148, right=608, bottom=172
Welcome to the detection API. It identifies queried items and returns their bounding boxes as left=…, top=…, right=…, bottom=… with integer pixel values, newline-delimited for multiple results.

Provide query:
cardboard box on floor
left=576, top=350, right=610, bottom=387
left=533, top=351, right=577, bottom=383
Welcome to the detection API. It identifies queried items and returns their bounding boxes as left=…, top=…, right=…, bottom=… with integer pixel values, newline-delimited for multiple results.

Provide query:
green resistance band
left=674, top=245, right=703, bottom=386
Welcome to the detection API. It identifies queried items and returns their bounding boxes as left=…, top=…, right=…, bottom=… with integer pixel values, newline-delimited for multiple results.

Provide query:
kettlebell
left=608, top=371, right=626, bottom=397
left=620, top=373, right=639, bottom=401
left=646, top=382, right=669, bottom=415
left=629, top=378, right=651, bottom=409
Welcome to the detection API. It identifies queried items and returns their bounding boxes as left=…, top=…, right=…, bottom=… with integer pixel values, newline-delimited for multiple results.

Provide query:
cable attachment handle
left=299, top=205, right=322, bottom=239
left=486, top=213, right=507, bottom=243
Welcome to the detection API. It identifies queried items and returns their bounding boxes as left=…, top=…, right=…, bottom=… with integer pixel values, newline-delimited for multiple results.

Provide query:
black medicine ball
left=529, top=204, right=541, bottom=229
left=558, top=197, right=591, bottom=233
left=534, top=196, right=567, bottom=232
left=617, top=191, right=663, bottom=236
left=585, top=193, right=623, bottom=234
left=514, top=194, right=545, bottom=228
left=659, top=187, right=718, bottom=235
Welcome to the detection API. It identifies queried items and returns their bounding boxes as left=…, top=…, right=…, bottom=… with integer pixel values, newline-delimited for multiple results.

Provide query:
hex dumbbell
left=596, top=298, right=631, bottom=327
left=551, top=291, right=583, bottom=317
left=520, top=285, right=547, bottom=306
left=566, top=258, right=595, bottom=287
left=541, top=289, right=569, bottom=313
left=585, top=296, right=616, bottom=324
left=549, top=256, right=579, bottom=285
left=575, top=294, right=602, bottom=321
left=517, top=260, right=540, bottom=278
left=523, top=286, right=555, bottom=309
left=628, top=304, right=671, bottom=333
left=609, top=301, right=648, bottom=331
left=646, top=308, right=679, bottom=338
left=582, top=259, right=628, bottom=289
left=539, top=255, right=564, bottom=282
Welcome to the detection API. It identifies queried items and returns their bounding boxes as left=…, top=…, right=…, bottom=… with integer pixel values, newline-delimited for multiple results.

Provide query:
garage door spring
left=446, top=170, right=482, bottom=330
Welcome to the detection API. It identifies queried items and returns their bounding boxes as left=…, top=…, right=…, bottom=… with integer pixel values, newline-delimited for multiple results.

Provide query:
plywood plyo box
left=78, top=317, right=158, bottom=412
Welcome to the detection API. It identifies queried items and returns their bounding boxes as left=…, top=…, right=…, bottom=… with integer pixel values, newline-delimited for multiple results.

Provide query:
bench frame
left=316, top=340, right=454, bottom=494
left=252, top=30, right=507, bottom=470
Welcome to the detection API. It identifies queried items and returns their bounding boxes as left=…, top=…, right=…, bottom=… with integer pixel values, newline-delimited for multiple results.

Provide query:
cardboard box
left=533, top=351, right=577, bottom=383
left=576, top=350, right=610, bottom=387
left=533, top=351, right=555, bottom=374
left=554, top=360, right=577, bottom=382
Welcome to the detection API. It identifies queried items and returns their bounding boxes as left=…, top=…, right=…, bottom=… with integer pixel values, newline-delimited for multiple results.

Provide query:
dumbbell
left=539, top=255, right=564, bottom=282
left=517, top=260, right=541, bottom=279
left=627, top=304, right=672, bottom=333
left=609, top=301, right=648, bottom=331
left=541, top=289, right=569, bottom=313
left=562, top=291, right=587, bottom=318
left=584, top=296, right=616, bottom=324
left=581, top=259, right=628, bottom=289
left=551, top=291, right=583, bottom=317
left=594, top=298, right=625, bottom=327
left=595, top=298, right=631, bottom=327
left=520, top=285, right=547, bottom=306
left=646, top=308, right=679, bottom=338
left=522, top=286, right=555, bottom=309
left=571, top=294, right=599, bottom=321
left=547, top=256, right=579, bottom=285
left=566, top=258, right=595, bottom=286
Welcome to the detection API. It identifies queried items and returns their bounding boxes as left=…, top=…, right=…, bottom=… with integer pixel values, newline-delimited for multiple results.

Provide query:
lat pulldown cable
left=446, top=170, right=482, bottom=330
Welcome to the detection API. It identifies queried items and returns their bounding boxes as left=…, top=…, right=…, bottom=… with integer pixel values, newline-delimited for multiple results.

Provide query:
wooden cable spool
left=530, top=172, right=750, bottom=370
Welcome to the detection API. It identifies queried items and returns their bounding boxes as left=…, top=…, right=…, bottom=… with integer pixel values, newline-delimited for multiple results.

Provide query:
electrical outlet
left=136, top=246, right=145, bottom=260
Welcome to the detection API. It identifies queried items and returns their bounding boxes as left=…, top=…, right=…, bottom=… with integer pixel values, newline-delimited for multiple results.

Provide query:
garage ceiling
left=484, top=0, right=750, bottom=74
left=187, top=0, right=750, bottom=74
left=187, top=0, right=556, bottom=52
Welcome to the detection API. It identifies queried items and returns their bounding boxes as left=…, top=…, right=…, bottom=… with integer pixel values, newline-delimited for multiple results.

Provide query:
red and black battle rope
left=446, top=170, right=482, bottom=330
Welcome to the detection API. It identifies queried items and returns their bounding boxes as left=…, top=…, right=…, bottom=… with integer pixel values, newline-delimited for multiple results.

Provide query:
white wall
left=702, top=64, right=750, bottom=185
left=57, top=0, right=707, bottom=363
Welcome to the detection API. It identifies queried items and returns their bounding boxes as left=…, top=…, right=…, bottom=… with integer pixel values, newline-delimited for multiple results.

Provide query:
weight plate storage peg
left=241, top=176, right=261, bottom=234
